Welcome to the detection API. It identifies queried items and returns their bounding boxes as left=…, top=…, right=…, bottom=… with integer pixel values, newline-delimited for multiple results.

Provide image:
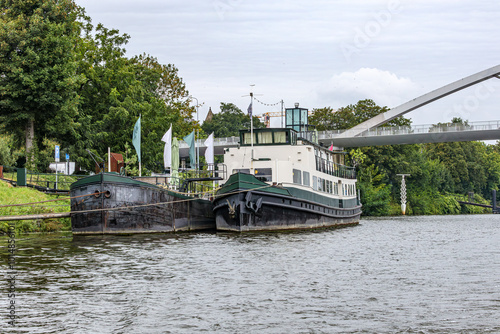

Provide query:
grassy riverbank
left=0, top=180, right=71, bottom=234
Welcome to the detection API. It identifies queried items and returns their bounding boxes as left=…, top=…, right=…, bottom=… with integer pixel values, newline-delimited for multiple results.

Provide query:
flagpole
left=250, top=91, right=254, bottom=160
left=139, top=114, right=142, bottom=177
left=243, top=85, right=257, bottom=173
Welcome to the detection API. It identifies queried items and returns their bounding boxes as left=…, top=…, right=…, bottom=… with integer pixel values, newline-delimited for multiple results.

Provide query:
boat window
left=274, top=131, right=287, bottom=143
left=243, top=132, right=255, bottom=145
left=286, top=111, right=293, bottom=129
left=233, top=169, right=250, bottom=174
left=303, top=171, right=310, bottom=187
left=254, top=168, right=272, bottom=182
left=258, top=131, right=273, bottom=144
left=293, top=169, right=302, bottom=184
left=313, top=176, right=318, bottom=190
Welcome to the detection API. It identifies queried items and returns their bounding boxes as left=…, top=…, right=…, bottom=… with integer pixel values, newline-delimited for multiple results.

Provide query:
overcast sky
left=78, top=0, right=500, bottom=128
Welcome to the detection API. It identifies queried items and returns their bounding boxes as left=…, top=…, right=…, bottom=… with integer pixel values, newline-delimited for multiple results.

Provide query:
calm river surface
left=1, top=214, right=499, bottom=333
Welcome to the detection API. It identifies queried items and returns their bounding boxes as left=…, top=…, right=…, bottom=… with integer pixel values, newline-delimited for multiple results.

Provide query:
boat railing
left=297, top=131, right=318, bottom=144
left=314, top=157, right=356, bottom=179
left=148, top=163, right=227, bottom=198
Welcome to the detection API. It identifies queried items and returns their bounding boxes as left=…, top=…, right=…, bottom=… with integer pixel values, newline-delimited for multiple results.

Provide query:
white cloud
left=317, top=68, right=420, bottom=109
left=78, top=0, right=500, bottom=127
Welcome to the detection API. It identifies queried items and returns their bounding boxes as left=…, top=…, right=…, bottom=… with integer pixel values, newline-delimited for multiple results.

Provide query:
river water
left=1, top=214, right=499, bottom=333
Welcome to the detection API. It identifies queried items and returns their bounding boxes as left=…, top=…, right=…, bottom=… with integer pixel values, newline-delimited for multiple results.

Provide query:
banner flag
left=132, top=116, right=141, bottom=163
left=204, top=132, right=214, bottom=168
left=162, top=124, right=172, bottom=169
left=183, top=130, right=196, bottom=168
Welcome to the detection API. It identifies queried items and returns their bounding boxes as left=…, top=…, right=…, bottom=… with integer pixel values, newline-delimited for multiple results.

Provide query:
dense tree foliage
left=312, top=100, right=500, bottom=215
left=201, top=102, right=265, bottom=138
left=1, top=1, right=196, bottom=173
left=0, top=0, right=84, bottom=169
left=69, top=20, right=195, bottom=172
left=309, top=99, right=410, bottom=131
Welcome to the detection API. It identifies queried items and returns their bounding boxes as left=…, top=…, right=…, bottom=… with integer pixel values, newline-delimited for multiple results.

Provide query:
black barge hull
left=70, top=173, right=215, bottom=235
left=213, top=173, right=361, bottom=232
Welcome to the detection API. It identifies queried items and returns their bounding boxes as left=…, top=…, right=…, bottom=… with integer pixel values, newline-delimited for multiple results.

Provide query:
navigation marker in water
left=397, top=174, right=411, bottom=215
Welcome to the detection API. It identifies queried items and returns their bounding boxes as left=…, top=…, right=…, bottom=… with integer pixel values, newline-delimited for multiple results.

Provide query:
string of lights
left=253, top=97, right=282, bottom=107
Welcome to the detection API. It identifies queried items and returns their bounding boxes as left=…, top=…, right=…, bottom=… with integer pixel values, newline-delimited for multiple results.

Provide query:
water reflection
left=1, top=215, right=499, bottom=333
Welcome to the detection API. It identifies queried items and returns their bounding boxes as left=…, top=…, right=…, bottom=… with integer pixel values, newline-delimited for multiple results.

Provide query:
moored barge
left=213, top=108, right=362, bottom=232
left=70, top=173, right=215, bottom=234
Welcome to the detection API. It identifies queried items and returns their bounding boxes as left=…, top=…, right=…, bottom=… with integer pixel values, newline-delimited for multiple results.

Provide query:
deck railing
left=320, top=120, right=500, bottom=139
left=314, top=157, right=356, bottom=179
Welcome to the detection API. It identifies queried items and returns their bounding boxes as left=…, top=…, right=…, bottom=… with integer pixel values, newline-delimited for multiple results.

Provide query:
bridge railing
left=321, top=120, right=500, bottom=138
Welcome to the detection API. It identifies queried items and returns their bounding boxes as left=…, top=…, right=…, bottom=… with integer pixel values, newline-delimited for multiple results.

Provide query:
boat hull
left=70, top=174, right=215, bottom=235
left=213, top=174, right=361, bottom=232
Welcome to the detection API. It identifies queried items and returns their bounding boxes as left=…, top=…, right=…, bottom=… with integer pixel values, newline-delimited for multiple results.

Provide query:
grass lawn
left=0, top=180, right=71, bottom=234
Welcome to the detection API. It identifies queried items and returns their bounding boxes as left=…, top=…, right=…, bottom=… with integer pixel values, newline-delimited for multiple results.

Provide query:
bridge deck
left=179, top=120, right=500, bottom=155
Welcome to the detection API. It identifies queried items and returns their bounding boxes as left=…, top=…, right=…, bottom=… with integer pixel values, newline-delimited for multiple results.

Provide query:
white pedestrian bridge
left=180, top=120, right=500, bottom=156
left=180, top=64, right=500, bottom=155
left=319, top=120, right=500, bottom=147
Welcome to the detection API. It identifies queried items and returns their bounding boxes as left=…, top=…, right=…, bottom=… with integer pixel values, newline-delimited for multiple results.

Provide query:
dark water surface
left=1, top=214, right=499, bottom=333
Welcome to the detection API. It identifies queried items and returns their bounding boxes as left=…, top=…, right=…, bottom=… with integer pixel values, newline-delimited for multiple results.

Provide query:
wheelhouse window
left=257, top=131, right=273, bottom=144
left=243, top=132, right=255, bottom=145
left=274, top=131, right=287, bottom=143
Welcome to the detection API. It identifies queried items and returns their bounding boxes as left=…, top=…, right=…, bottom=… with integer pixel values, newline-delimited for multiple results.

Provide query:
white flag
left=161, top=124, right=172, bottom=169
left=204, top=132, right=214, bottom=168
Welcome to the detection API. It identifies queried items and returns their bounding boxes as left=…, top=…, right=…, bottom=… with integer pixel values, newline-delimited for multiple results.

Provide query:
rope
left=1, top=182, right=275, bottom=216
left=71, top=184, right=274, bottom=215
left=0, top=191, right=107, bottom=208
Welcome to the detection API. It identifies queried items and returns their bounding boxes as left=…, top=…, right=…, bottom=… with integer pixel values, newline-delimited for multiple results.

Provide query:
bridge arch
left=335, top=64, right=500, bottom=138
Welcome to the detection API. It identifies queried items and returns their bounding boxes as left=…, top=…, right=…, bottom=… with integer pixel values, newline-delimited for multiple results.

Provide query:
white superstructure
left=222, top=128, right=358, bottom=203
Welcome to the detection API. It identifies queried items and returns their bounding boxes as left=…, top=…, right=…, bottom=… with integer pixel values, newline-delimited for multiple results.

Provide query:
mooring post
left=397, top=174, right=411, bottom=215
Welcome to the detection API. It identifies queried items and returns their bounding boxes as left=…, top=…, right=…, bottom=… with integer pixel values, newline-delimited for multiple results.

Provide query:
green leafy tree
left=68, top=22, right=193, bottom=173
left=0, top=0, right=85, bottom=169
left=0, top=133, right=16, bottom=166
left=308, top=107, right=338, bottom=131
left=201, top=102, right=265, bottom=138
left=357, top=164, right=391, bottom=216
left=309, top=99, right=411, bottom=131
